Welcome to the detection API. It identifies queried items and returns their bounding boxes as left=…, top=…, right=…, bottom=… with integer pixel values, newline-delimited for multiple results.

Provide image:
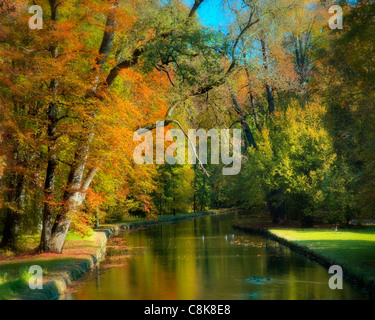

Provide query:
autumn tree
left=0, top=0, right=215, bottom=252
left=318, top=0, right=375, bottom=219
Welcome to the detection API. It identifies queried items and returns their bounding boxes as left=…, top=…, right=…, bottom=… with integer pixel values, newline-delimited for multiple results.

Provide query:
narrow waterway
left=63, top=213, right=368, bottom=300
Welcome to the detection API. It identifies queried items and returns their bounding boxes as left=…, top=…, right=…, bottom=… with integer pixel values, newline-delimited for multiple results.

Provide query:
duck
left=265, top=276, right=271, bottom=281
left=224, top=235, right=228, bottom=240
left=256, top=278, right=262, bottom=283
left=250, top=276, right=256, bottom=281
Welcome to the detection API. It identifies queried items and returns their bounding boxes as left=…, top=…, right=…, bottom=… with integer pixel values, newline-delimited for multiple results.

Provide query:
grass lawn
left=0, top=231, right=104, bottom=300
left=269, top=227, right=375, bottom=284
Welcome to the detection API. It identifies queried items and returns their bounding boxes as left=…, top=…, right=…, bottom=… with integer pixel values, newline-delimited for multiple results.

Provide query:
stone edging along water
left=233, top=223, right=375, bottom=296
left=39, top=211, right=221, bottom=300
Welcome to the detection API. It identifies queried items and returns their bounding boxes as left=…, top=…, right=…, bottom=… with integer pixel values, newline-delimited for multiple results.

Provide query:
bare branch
left=105, top=47, right=144, bottom=87
left=189, top=0, right=205, bottom=18
left=155, top=64, right=176, bottom=87
left=169, top=120, right=210, bottom=177
left=227, top=7, right=259, bottom=74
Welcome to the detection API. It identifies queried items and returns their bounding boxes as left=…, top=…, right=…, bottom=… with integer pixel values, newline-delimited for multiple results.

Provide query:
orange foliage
left=0, top=0, right=171, bottom=233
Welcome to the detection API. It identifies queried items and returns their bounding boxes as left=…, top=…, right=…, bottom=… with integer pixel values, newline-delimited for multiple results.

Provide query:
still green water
left=64, top=213, right=369, bottom=300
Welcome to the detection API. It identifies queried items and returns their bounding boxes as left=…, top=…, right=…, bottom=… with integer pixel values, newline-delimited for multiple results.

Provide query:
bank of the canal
left=233, top=222, right=375, bottom=296
left=0, top=211, right=221, bottom=300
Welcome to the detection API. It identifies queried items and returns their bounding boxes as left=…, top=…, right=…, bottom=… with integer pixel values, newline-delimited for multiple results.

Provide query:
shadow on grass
left=290, top=239, right=375, bottom=283
left=0, top=257, right=88, bottom=300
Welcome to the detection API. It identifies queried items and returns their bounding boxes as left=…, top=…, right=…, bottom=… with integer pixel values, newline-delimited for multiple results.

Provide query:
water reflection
left=65, top=214, right=369, bottom=300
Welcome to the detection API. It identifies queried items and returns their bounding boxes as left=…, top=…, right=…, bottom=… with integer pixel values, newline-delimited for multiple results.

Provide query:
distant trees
left=320, top=0, right=375, bottom=219
left=218, top=0, right=374, bottom=226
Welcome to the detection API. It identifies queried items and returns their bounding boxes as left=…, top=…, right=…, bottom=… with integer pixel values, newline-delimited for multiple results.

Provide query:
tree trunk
left=260, top=37, right=275, bottom=115
left=193, top=165, right=197, bottom=213
left=0, top=173, right=25, bottom=249
left=266, top=189, right=285, bottom=224
left=49, top=184, right=89, bottom=253
left=39, top=0, right=60, bottom=252
left=46, top=0, right=121, bottom=253
left=49, top=145, right=96, bottom=252
left=230, top=92, right=257, bottom=150
left=193, top=193, right=196, bottom=213
left=0, top=208, right=21, bottom=249
left=95, top=206, right=100, bottom=229
left=244, top=68, right=261, bottom=131
left=40, top=201, right=53, bottom=252
left=39, top=101, right=58, bottom=252
left=50, top=214, right=71, bottom=253
left=173, top=195, right=176, bottom=216
left=51, top=189, right=86, bottom=253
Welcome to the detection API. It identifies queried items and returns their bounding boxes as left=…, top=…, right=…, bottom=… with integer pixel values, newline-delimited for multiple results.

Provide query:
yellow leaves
left=116, top=7, right=137, bottom=35
left=89, top=62, right=169, bottom=203
left=145, top=28, right=157, bottom=41
left=119, top=68, right=144, bottom=86
left=249, top=100, right=339, bottom=205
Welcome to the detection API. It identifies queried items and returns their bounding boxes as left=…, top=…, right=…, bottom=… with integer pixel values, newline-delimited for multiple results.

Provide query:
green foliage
left=321, top=1, right=375, bottom=218
left=152, top=164, right=195, bottom=215
left=65, top=230, right=94, bottom=241
left=227, top=101, right=357, bottom=226
left=0, top=272, right=7, bottom=285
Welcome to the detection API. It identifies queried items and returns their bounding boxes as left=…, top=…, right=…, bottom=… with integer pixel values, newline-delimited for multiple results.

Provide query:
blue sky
left=184, top=0, right=359, bottom=30
left=184, top=0, right=230, bottom=30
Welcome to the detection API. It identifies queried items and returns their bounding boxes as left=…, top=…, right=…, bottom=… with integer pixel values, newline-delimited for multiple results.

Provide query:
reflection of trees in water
left=94, top=215, right=367, bottom=300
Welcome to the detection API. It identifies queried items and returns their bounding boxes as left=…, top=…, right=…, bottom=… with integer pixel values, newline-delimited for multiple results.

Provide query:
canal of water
left=63, top=213, right=369, bottom=300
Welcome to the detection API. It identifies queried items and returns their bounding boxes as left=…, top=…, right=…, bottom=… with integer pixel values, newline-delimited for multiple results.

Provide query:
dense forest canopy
left=0, top=0, right=374, bottom=253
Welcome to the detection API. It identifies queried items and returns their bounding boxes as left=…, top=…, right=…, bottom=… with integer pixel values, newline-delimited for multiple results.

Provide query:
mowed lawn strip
left=0, top=231, right=105, bottom=300
left=269, top=227, right=375, bottom=284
